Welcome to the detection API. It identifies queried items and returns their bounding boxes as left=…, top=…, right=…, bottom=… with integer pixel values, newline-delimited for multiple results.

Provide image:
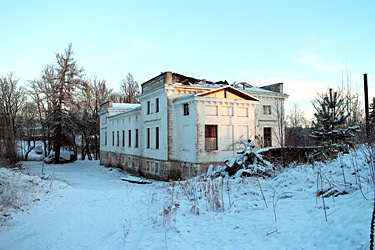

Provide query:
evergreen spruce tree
left=370, top=97, right=375, bottom=138
left=310, top=88, right=360, bottom=159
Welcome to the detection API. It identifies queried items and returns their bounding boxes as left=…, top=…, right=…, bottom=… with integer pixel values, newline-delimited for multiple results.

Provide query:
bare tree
left=29, top=76, right=53, bottom=157
left=285, top=103, right=311, bottom=147
left=76, top=76, right=112, bottom=160
left=120, top=73, right=140, bottom=103
left=287, top=103, right=306, bottom=128
left=341, top=69, right=363, bottom=127
left=30, top=43, right=85, bottom=163
left=0, top=73, right=26, bottom=165
left=19, top=101, right=39, bottom=161
left=272, top=94, right=286, bottom=147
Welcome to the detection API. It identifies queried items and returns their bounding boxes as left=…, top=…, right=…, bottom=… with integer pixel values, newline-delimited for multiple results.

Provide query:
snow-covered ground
left=0, top=149, right=373, bottom=250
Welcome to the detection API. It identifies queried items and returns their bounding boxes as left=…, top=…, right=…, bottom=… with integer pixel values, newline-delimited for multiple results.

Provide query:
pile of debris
left=224, top=139, right=274, bottom=177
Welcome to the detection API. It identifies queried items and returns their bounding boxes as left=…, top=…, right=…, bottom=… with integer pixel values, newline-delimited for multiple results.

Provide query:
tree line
left=0, top=43, right=140, bottom=166
left=1, top=43, right=374, bottom=165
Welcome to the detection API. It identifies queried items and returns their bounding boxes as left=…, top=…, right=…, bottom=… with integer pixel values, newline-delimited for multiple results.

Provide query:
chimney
left=166, top=71, right=173, bottom=84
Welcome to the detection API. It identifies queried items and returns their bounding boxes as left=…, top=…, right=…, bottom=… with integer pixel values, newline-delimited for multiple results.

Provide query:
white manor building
left=99, top=71, right=288, bottom=180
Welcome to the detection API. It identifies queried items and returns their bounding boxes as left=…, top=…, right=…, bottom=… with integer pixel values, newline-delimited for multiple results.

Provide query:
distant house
left=98, top=71, right=288, bottom=180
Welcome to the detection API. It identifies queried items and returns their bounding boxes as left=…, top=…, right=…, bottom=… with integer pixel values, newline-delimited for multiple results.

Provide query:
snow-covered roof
left=109, top=105, right=141, bottom=118
left=111, top=103, right=141, bottom=109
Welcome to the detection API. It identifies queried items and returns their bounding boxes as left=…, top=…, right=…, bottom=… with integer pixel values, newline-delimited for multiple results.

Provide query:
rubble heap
left=224, top=139, right=274, bottom=177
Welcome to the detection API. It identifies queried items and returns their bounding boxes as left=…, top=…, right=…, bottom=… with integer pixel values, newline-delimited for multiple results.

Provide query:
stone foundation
left=100, top=151, right=218, bottom=181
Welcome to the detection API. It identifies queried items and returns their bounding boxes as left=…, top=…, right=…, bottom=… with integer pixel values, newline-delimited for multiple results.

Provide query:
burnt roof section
left=141, top=71, right=229, bottom=94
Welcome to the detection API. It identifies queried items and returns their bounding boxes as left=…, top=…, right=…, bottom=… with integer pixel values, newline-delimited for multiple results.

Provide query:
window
left=112, top=132, right=114, bottom=146
left=117, top=131, right=119, bottom=146
left=135, top=158, right=139, bottom=169
left=263, top=105, right=271, bottom=115
left=135, top=129, right=139, bottom=148
left=155, top=162, right=159, bottom=173
left=184, top=103, right=189, bottom=116
left=155, top=127, right=159, bottom=149
left=183, top=166, right=189, bottom=177
left=205, top=125, right=218, bottom=151
left=264, top=127, right=272, bottom=147
left=122, top=130, right=125, bottom=147
left=147, top=101, right=150, bottom=114
left=156, top=98, right=159, bottom=113
left=128, top=130, right=131, bottom=147
left=147, top=128, right=150, bottom=148
left=104, top=132, right=107, bottom=146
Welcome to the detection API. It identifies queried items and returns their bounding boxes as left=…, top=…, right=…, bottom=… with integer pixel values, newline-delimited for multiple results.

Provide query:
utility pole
left=364, top=73, right=369, bottom=139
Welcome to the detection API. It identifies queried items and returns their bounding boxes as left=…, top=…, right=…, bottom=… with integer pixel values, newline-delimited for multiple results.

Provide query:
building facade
left=99, top=72, right=288, bottom=180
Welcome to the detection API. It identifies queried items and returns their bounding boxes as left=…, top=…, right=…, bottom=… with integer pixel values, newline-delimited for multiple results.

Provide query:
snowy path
left=0, top=161, right=155, bottom=250
left=0, top=156, right=373, bottom=249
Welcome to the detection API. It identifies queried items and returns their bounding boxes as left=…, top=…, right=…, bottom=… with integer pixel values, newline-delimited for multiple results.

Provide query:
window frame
left=147, top=128, right=150, bottom=148
left=147, top=101, right=150, bottom=115
left=263, top=105, right=271, bottom=115
left=205, top=125, right=218, bottom=151
left=122, top=130, right=125, bottom=147
left=156, top=98, right=159, bottom=113
left=155, top=127, right=159, bottom=149
left=264, top=127, right=272, bottom=147
left=183, top=103, right=189, bottom=116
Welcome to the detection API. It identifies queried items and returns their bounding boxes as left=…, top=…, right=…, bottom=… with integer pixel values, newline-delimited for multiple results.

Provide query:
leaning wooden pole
left=364, top=73, right=369, bottom=140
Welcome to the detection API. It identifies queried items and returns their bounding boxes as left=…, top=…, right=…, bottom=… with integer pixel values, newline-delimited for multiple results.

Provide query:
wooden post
left=364, top=74, right=369, bottom=139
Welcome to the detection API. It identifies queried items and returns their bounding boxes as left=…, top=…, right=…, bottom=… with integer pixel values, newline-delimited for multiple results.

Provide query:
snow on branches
left=310, top=88, right=361, bottom=160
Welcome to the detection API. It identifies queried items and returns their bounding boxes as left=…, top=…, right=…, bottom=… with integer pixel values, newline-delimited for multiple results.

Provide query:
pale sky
left=1, top=0, right=374, bottom=120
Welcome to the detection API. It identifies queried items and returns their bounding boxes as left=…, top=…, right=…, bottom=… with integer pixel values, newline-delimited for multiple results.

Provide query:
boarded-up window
left=183, top=125, right=189, bottom=150
left=205, top=125, right=218, bottom=151
left=222, top=125, right=233, bottom=150
left=223, top=107, right=233, bottom=116
left=237, top=107, right=248, bottom=117
left=264, top=127, right=272, bottom=147
left=147, top=128, right=150, bottom=148
left=237, top=125, right=249, bottom=143
left=135, top=129, right=139, bottom=148
left=205, top=106, right=218, bottom=116
left=155, top=162, right=159, bottom=174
